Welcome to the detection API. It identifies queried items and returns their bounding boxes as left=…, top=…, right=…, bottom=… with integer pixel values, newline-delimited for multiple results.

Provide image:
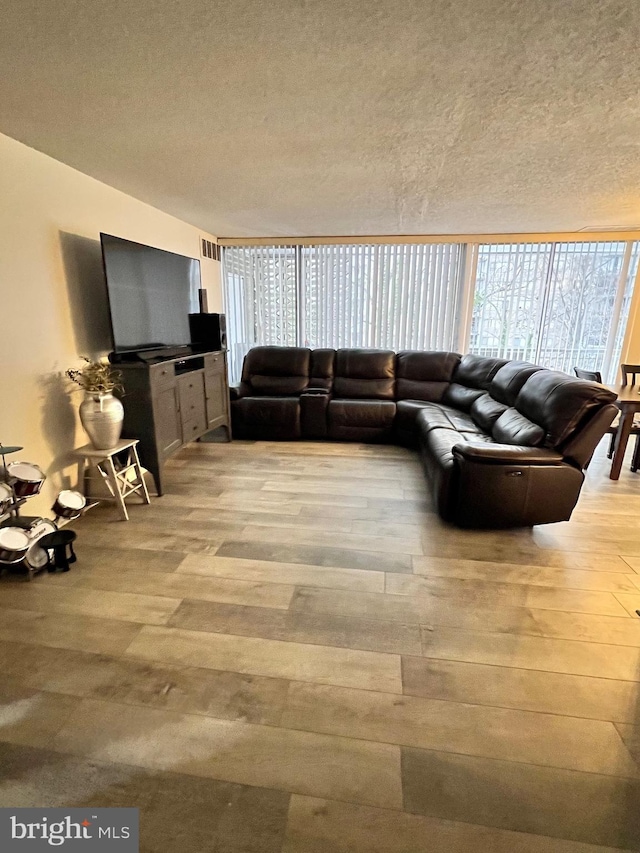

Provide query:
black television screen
left=100, top=233, right=201, bottom=353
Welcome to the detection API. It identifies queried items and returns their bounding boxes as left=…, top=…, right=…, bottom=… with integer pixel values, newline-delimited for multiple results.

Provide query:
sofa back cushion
left=242, top=346, right=311, bottom=396
left=515, top=370, right=617, bottom=449
left=443, top=354, right=508, bottom=412
left=490, top=362, right=543, bottom=406
left=492, top=408, right=545, bottom=446
left=455, top=354, right=510, bottom=388
left=333, top=349, right=395, bottom=399
left=310, top=349, right=335, bottom=391
left=395, top=351, right=460, bottom=402
left=471, top=393, right=508, bottom=432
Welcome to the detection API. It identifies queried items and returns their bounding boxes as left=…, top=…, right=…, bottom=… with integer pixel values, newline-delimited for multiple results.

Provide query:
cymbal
left=0, top=446, right=23, bottom=455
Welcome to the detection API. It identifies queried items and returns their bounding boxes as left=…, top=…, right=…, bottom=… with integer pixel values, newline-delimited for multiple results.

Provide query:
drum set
left=0, top=444, right=87, bottom=577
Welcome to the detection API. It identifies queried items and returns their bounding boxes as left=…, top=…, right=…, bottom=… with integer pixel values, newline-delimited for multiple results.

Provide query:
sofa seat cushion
left=395, top=351, right=460, bottom=402
left=328, top=399, right=396, bottom=441
left=396, top=399, right=438, bottom=432
left=231, top=396, right=301, bottom=440
left=415, top=404, right=485, bottom=436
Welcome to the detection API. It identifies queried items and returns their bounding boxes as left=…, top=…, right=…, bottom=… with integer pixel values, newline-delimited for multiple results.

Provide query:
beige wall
left=0, top=132, right=222, bottom=516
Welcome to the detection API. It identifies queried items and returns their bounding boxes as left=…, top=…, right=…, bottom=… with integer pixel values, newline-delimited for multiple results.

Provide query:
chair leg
left=631, top=434, right=640, bottom=473
left=608, top=432, right=616, bottom=459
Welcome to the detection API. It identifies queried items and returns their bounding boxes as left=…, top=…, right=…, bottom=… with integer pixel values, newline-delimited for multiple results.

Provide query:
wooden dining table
left=605, top=383, right=640, bottom=479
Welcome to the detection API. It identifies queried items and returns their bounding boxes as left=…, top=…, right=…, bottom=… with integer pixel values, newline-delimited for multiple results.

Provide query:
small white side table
left=77, top=439, right=151, bottom=521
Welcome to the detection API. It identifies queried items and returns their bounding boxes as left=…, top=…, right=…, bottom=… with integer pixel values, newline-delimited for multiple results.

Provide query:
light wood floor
left=1, top=438, right=640, bottom=851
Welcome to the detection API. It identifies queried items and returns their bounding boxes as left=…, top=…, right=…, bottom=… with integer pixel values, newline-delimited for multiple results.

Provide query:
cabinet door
left=205, top=370, right=228, bottom=428
left=154, top=384, right=182, bottom=457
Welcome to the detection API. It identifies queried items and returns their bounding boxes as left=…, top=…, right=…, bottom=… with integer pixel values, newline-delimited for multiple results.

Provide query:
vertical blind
left=224, top=246, right=297, bottom=382
left=223, top=240, right=639, bottom=384
left=469, top=240, right=639, bottom=379
left=302, top=244, right=465, bottom=350
left=224, top=243, right=465, bottom=381
left=469, top=243, right=554, bottom=363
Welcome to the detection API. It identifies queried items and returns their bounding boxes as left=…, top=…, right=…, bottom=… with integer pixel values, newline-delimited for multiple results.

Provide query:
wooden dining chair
left=621, top=364, right=640, bottom=385
left=574, top=367, right=640, bottom=467
left=574, top=367, right=602, bottom=383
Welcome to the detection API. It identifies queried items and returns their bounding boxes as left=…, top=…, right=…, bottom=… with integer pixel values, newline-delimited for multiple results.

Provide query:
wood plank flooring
left=1, top=439, right=640, bottom=851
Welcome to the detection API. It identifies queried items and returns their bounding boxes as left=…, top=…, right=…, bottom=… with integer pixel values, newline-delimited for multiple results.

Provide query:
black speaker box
left=189, top=313, right=227, bottom=352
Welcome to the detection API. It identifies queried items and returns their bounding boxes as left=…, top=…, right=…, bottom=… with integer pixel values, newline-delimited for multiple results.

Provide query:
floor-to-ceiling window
left=469, top=241, right=640, bottom=378
left=223, top=239, right=639, bottom=384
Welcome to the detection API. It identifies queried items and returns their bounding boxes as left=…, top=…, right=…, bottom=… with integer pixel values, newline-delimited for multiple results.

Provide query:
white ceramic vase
left=79, top=392, right=124, bottom=450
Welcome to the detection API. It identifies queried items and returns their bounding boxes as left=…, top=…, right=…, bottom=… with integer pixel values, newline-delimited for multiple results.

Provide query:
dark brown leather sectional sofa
left=230, top=347, right=617, bottom=528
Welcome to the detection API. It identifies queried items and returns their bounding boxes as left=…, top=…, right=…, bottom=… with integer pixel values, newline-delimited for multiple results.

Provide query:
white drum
left=0, top=527, right=30, bottom=563
left=0, top=482, right=14, bottom=515
left=24, top=518, right=57, bottom=571
left=52, top=489, right=86, bottom=520
left=7, top=462, right=46, bottom=498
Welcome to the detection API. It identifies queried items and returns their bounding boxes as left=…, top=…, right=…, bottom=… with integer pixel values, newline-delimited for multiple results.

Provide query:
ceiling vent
left=201, top=238, right=221, bottom=261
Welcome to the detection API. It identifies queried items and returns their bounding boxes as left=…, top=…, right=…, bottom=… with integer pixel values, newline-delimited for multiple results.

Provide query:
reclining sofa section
left=230, top=347, right=617, bottom=528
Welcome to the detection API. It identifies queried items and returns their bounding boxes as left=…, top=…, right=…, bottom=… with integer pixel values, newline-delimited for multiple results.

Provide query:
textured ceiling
left=1, top=0, right=640, bottom=237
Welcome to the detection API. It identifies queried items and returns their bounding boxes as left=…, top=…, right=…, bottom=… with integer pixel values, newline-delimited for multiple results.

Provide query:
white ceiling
left=1, top=0, right=639, bottom=238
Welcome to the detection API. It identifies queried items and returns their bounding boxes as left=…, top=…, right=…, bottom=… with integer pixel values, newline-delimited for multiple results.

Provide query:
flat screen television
left=100, top=233, right=201, bottom=353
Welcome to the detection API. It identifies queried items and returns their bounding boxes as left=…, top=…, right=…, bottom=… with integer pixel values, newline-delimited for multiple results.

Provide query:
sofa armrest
left=229, top=382, right=252, bottom=401
left=453, top=442, right=565, bottom=465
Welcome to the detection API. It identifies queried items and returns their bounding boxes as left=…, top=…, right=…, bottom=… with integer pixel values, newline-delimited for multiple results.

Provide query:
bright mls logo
left=0, top=808, right=138, bottom=851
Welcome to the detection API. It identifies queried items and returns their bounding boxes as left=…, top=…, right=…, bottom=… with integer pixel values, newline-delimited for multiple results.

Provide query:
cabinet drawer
left=204, top=352, right=225, bottom=374
left=182, top=413, right=207, bottom=441
left=181, top=393, right=206, bottom=425
left=178, top=372, right=205, bottom=407
left=150, top=363, right=176, bottom=390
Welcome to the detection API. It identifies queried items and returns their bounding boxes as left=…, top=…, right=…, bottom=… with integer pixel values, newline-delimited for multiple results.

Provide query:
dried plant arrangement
left=65, top=358, right=123, bottom=396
